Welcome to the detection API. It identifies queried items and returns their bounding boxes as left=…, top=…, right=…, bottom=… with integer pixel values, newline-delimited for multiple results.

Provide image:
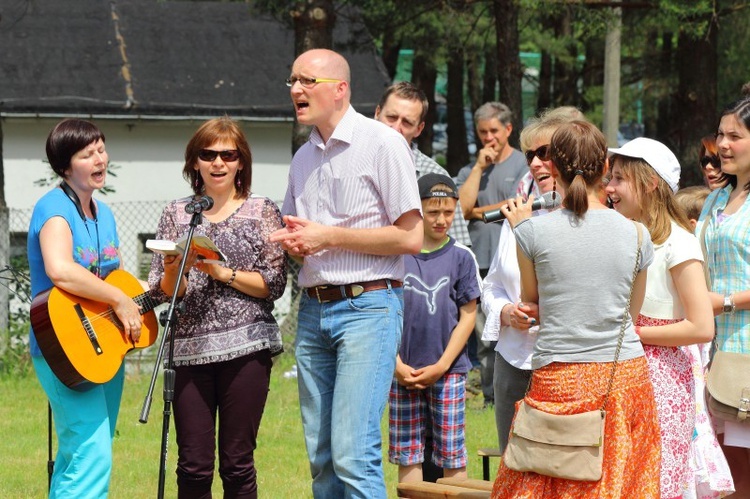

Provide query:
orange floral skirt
left=492, top=357, right=661, bottom=498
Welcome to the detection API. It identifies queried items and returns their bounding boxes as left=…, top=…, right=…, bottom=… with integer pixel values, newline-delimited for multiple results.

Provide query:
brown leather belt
left=306, top=279, right=402, bottom=303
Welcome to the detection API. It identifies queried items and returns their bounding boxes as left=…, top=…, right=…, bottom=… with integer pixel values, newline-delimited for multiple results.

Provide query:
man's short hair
left=474, top=102, right=513, bottom=127
left=377, top=82, right=429, bottom=123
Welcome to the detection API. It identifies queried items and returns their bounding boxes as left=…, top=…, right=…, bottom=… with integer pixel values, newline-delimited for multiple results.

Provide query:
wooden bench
left=437, top=477, right=493, bottom=491
left=477, top=448, right=502, bottom=481
left=396, top=480, right=490, bottom=498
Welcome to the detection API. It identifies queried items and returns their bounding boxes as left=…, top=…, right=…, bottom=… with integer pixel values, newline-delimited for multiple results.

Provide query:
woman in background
left=149, top=116, right=287, bottom=498
left=492, top=121, right=659, bottom=497
left=698, top=96, right=750, bottom=497
left=27, top=119, right=142, bottom=497
left=698, top=134, right=726, bottom=191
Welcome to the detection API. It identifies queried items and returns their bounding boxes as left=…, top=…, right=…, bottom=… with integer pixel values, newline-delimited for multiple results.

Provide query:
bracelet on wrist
left=225, top=268, right=237, bottom=286
left=723, top=294, right=736, bottom=315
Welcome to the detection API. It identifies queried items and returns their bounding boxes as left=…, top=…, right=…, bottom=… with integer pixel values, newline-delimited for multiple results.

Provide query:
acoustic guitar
left=30, top=269, right=160, bottom=388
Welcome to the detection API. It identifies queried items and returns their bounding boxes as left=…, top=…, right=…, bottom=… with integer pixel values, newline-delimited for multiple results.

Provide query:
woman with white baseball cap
left=607, top=138, right=732, bottom=498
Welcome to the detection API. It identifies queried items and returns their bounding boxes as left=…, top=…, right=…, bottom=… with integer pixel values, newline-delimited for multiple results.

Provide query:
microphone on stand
left=185, top=195, right=214, bottom=214
left=482, top=191, right=562, bottom=224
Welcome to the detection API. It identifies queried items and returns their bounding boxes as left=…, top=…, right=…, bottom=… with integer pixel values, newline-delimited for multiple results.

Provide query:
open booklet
left=146, top=235, right=227, bottom=265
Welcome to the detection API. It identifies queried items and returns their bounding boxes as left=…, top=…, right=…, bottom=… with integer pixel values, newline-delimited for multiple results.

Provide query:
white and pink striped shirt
left=281, top=106, right=421, bottom=288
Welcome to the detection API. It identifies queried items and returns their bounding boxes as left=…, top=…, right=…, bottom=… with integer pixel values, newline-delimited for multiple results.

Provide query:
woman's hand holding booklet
left=146, top=235, right=227, bottom=265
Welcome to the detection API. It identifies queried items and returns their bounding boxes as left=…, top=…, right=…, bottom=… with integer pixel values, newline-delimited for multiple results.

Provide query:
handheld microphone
left=482, top=191, right=561, bottom=224
left=185, top=195, right=214, bottom=214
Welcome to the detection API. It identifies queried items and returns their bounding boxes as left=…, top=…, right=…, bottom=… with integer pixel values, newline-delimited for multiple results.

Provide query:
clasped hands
left=269, top=215, right=328, bottom=258
left=395, top=359, right=446, bottom=390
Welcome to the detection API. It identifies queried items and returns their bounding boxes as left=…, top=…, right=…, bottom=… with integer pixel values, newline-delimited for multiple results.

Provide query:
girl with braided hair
left=491, top=121, right=661, bottom=497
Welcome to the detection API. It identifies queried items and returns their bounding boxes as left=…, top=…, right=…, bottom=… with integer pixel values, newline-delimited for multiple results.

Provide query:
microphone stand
left=139, top=206, right=205, bottom=499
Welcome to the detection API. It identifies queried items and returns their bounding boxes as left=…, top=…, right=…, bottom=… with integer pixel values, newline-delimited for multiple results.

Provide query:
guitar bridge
left=74, top=303, right=103, bottom=355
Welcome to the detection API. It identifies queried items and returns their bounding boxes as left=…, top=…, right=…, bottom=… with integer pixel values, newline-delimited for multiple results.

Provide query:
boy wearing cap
left=388, top=173, right=481, bottom=483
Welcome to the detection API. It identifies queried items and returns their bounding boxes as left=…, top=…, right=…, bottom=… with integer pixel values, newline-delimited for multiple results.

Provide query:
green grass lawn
left=0, top=352, right=498, bottom=498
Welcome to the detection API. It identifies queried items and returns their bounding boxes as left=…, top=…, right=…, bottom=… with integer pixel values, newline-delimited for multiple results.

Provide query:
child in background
left=675, top=184, right=735, bottom=498
left=676, top=186, right=711, bottom=230
left=388, top=173, right=481, bottom=483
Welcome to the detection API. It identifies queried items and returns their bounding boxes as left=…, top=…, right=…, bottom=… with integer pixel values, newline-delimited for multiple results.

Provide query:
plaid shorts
left=387, top=373, right=467, bottom=469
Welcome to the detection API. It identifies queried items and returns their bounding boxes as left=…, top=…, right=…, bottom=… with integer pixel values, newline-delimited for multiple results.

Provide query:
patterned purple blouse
left=148, top=196, right=287, bottom=366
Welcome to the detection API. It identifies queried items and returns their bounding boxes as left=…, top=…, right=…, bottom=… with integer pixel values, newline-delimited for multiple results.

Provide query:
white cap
left=608, top=137, right=681, bottom=193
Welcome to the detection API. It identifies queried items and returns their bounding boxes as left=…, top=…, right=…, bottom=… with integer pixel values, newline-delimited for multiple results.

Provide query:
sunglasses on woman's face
left=525, top=144, right=550, bottom=165
left=700, top=155, right=720, bottom=170
left=198, top=149, right=240, bottom=162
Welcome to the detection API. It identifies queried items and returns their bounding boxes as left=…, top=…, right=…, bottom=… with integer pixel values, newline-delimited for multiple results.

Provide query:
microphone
left=482, top=191, right=561, bottom=224
left=185, top=195, right=214, bottom=214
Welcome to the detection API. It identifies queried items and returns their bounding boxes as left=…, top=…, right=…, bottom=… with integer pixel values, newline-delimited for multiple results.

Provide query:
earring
left=236, top=175, right=241, bottom=188
left=194, top=177, right=199, bottom=188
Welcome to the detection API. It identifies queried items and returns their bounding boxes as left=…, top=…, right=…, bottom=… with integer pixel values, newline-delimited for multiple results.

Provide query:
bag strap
left=601, top=221, right=643, bottom=412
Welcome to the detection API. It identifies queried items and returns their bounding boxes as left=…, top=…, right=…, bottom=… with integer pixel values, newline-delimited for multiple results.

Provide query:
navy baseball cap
left=418, top=173, right=459, bottom=200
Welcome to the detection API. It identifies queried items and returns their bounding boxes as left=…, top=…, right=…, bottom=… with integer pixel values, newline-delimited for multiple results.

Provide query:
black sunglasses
left=525, top=145, right=550, bottom=165
left=700, top=155, right=720, bottom=170
left=198, top=149, right=240, bottom=162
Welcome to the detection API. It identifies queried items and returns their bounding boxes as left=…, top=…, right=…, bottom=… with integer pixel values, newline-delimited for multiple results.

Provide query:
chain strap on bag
left=503, top=222, right=643, bottom=482
left=698, top=198, right=750, bottom=423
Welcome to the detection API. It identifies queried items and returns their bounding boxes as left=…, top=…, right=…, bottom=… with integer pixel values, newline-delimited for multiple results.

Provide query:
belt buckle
left=314, top=285, right=330, bottom=304
left=350, top=284, right=364, bottom=298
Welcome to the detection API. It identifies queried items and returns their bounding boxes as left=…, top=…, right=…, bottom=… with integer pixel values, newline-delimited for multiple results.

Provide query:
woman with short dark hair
left=28, top=118, right=142, bottom=497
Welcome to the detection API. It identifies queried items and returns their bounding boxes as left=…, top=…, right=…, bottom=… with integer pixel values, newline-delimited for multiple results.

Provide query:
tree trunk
left=581, top=37, right=604, bottom=115
left=553, top=8, right=578, bottom=109
left=413, top=52, right=437, bottom=158
left=493, top=0, right=523, bottom=148
left=380, top=29, right=401, bottom=80
left=290, top=0, right=335, bottom=154
left=446, top=48, right=469, bottom=175
left=467, top=52, right=482, bottom=114
left=602, top=5, right=622, bottom=147
left=482, top=47, right=497, bottom=105
left=655, top=32, right=674, bottom=143
left=675, top=13, right=718, bottom=188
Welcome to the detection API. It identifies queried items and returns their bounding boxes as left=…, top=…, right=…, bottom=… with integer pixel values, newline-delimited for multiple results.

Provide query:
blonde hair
left=422, top=184, right=458, bottom=209
left=519, top=107, right=587, bottom=153
left=611, top=156, right=692, bottom=244
left=674, top=185, right=710, bottom=221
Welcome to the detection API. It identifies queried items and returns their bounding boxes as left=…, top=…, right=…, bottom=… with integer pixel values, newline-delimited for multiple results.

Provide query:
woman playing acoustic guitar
left=27, top=118, right=143, bottom=497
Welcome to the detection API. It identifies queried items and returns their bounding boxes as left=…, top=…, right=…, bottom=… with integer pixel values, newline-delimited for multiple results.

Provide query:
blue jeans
left=32, top=355, right=124, bottom=499
left=296, top=286, right=403, bottom=499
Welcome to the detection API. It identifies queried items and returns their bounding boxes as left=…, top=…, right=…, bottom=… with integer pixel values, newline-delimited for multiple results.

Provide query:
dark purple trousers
left=173, top=350, right=272, bottom=499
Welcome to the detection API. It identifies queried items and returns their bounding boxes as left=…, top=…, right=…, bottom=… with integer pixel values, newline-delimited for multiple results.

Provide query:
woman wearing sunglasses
left=481, top=111, right=577, bottom=454
left=148, top=116, right=287, bottom=498
left=699, top=134, right=727, bottom=191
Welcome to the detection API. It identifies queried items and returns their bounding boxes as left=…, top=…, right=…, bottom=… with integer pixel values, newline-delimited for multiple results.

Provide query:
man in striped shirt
left=271, top=48, right=423, bottom=499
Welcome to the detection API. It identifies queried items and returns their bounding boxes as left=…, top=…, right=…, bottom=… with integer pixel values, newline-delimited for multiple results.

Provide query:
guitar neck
left=134, top=292, right=161, bottom=314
